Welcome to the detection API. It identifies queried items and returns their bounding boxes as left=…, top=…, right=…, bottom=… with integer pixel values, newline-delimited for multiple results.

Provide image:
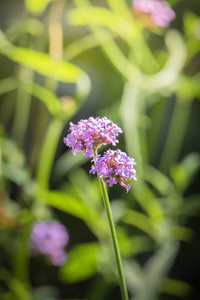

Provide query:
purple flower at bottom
left=30, top=220, right=69, bottom=266
left=90, top=149, right=137, bottom=193
left=63, top=117, right=123, bottom=158
left=132, top=0, right=176, bottom=28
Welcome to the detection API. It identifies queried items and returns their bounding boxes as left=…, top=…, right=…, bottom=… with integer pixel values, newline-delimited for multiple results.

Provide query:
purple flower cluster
left=90, top=149, right=137, bottom=192
left=63, top=117, right=123, bottom=158
left=133, top=0, right=176, bottom=28
left=63, top=116, right=137, bottom=192
left=30, top=220, right=69, bottom=266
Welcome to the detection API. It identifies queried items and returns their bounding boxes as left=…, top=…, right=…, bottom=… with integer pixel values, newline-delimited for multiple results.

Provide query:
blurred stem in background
left=159, top=97, right=193, bottom=173
left=12, top=67, right=33, bottom=148
left=36, top=0, right=65, bottom=190
left=46, top=0, right=64, bottom=91
left=49, top=0, right=64, bottom=61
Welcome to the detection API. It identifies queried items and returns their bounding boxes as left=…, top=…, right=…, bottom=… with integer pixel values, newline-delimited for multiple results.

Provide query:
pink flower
left=90, top=149, right=137, bottom=192
left=133, top=0, right=176, bottom=28
left=63, top=117, right=123, bottom=158
left=30, top=220, right=69, bottom=266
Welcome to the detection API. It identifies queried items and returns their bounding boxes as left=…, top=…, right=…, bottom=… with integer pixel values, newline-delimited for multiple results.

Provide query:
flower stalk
left=94, top=148, right=129, bottom=300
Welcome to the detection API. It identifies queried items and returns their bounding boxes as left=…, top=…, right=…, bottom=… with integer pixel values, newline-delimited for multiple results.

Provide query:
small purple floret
left=30, top=220, right=69, bottom=266
left=133, top=0, right=176, bottom=27
left=90, top=149, right=137, bottom=192
left=63, top=117, right=123, bottom=158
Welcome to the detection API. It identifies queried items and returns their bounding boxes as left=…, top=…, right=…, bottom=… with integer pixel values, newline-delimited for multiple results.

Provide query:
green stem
left=98, top=176, right=128, bottom=300
left=95, top=148, right=128, bottom=300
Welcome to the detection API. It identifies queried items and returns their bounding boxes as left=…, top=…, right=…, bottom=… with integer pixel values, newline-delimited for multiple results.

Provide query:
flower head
left=90, top=149, right=137, bottom=192
left=132, top=0, right=176, bottom=28
left=63, top=117, right=123, bottom=158
left=30, top=220, right=69, bottom=266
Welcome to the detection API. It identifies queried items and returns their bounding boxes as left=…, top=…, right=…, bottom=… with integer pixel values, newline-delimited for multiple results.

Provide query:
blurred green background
left=0, top=0, right=200, bottom=299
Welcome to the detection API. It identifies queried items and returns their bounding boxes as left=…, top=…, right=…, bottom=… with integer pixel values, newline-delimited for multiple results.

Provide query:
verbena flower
left=90, top=149, right=137, bottom=192
left=63, top=117, right=123, bottom=158
left=30, top=220, right=69, bottom=266
left=132, top=0, right=176, bottom=28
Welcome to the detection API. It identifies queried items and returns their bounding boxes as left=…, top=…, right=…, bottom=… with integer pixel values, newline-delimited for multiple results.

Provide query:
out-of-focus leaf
left=183, top=12, right=200, bottom=62
left=1, top=138, right=31, bottom=187
left=64, top=32, right=112, bottom=60
left=6, top=18, right=44, bottom=39
left=0, top=269, right=32, bottom=300
left=2, top=162, right=30, bottom=186
left=170, top=152, right=200, bottom=192
left=60, top=242, right=100, bottom=282
left=24, top=83, right=76, bottom=120
left=0, top=30, right=86, bottom=83
left=184, top=12, right=200, bottom=37
left=138, top=240, right=179, bottom=300
left=161, top=277, right=193, bottom=297
left=38, top=190, right=91, bottom=222
left=134, top=184, right=163, bottom=222
left=145, top=166, right=174, bottom=196
left=159, top=99, right=192, bottom=173
left=36, top=119, right=63, bottom=190
left=13, top=227, right=30, bottom=284
left=120, top=235, right=152, bottom=258
left=106, top=0, right=130, bottom=15
left=68, top=7, right=134, bottom=38
left=69, top=3, right=159, bottom=73
left=68, top=168, right=101, bottom=210
left=53, top=151, right=90, bottom=183
left=180, top=195, right=200, bottom=217
left=172, top=226, right=194, bottom=242
left=0, top=77, right=18, bottom=95
left=176, top=74, right=200, bottom=100
left=32, top=286, right=58, bottom=300
left=71, top=0, right=138, bottom=80
left=122, top=209, right=156, bottom=239
left=38, top=189, right=109, bottom=238
left=145, top=30, right=186, bottom=90
left=8, top=47, right=82, bottom=82
left=25, top=0, right=52, bottom=14
left=123, top=260, right=145, bottom=296
left=120, top=84, right=144, bottom=175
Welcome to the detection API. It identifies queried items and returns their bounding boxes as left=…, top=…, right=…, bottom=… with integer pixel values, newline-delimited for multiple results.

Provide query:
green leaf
left=123, top=260, right=145, bottom=295
left=161, top=277, right=193, bottom=297
left=68, top=7, right=134, bottom=38
left=120, top=235, right=152, bottom=258
left=172, top=226, right=194, bottom=242
left=180, top=194, right=200, bottom=217
left=38, top=188, right=109, bottom=239
left=134, top=183, right=164, bottom=222
left=176, top=74, right=200, bottom=100
left=170, top=152, right=200, bottom=192
left=145, top=166, right=174, bottom=196
left=67, top=168, right=102, bottom=210
left=0, top=30, right=85, bottom=83
left=0, top=76, right=18, bottom=95
left=53, top=151, right=89, bottom=182
left=38, top=190, right=91, bottom=222
left=2, top=162, right=30, bottom=186
left=138, top=240, right=179, bottom=300
left=24, top=82, right=76, bottom=120
left=60, top=242, right=100, bottom=282
left=8, top=47, right=82, bottom=82
left=36, top=118, right=64, bottom=190
left=122, top=209, right=156, bottom=239
left=25, top=0, right=52, bottom=14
